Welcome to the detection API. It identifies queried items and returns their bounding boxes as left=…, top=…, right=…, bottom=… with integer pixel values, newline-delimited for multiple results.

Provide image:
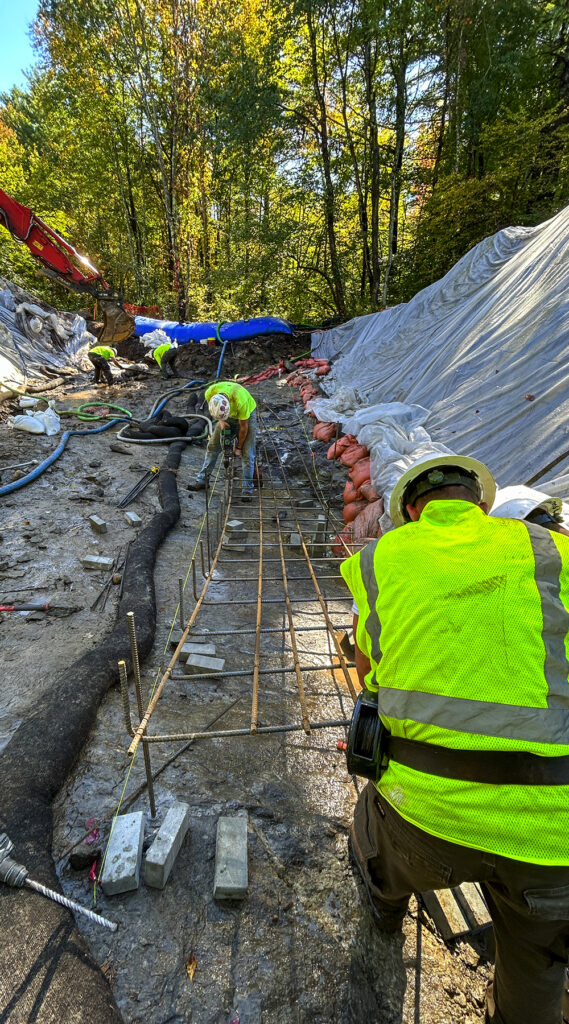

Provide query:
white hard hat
left=111, top=347, right=117, bottom=356
left=208, top=393, right=230, bottom=420
left=389, top=453, right=496, bottom=527
left=490, top=485, right=562, bottom=521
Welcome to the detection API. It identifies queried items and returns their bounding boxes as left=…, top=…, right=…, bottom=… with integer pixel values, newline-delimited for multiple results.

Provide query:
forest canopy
left=1, top=0, right=569, bottom=322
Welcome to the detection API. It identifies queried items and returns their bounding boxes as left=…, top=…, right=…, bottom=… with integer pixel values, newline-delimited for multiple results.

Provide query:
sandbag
left=326, top=434, right=357, bottom=460
left=349, top=458, right=371, bottom=487
left=360, top=481, right=380, bottom=502
left=332, top=525, right=354, bottom=557
left=352, top=499, right=384, bottom=544
left=312, top=422, right=336, bottom=442
left=343, top=499, right=368, bottom=525
left=340, top=444, right=368, bottom=467
left=343, top=479, right=361, bottom=504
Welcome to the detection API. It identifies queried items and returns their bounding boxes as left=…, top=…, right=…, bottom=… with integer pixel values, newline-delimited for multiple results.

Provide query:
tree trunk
left=307, top=4, right=346, bottom=318
left=382, top=39, right=407, bottom=307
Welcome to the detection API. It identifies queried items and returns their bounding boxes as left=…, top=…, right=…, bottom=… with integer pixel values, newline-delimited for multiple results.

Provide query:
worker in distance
left=188, top=381, right=257, bottom=502
left=341, top=452, right=569, bottom=1024
left=87, top=343, right=121, bottom=385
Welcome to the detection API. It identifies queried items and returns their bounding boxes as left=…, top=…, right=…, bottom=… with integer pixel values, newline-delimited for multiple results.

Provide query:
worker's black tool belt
left=387, top=736, right=569, bottom=785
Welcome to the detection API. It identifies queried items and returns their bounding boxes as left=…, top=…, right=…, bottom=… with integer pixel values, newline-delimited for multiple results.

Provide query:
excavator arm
left=0, top=189, right=135, bottom=345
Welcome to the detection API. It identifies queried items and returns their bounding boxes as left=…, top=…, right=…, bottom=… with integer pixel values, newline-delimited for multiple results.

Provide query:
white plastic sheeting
left=0, top=277, right=95, bottom=399
left=309, top=204, right=569, bottom=520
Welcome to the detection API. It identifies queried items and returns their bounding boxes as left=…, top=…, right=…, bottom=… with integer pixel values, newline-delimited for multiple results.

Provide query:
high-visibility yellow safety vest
left=341, top=500, right=569, bottom=865
left=153, top=343, right=172, bottom=367
left=205, top=381, right=256, bottom=420
left=89, top=345, right=115, bottom=361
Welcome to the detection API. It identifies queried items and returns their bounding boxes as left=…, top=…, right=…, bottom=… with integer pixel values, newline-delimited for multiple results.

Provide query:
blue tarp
left=134, top=316, right=292, bottom=343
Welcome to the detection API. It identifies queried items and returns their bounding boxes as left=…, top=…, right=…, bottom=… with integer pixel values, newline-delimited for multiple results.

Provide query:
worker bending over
left=153, top=340, right=179, bottom=379
left=189, top=381, right=257, bottom=501
left=341, top=453, right=569, bottom=1024
left=87, top=344, right=120, bottom=385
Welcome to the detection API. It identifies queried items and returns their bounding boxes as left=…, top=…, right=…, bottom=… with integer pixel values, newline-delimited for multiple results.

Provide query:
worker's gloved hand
left=234, top=447, right=242, bottom=458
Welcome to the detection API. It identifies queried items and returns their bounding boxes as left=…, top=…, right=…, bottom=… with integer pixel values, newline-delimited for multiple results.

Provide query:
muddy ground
left=0, top=361, right=491, bottom=1023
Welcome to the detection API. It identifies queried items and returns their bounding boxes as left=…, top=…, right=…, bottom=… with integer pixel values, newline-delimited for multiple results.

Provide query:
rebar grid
left=122, top=386, right=357, bottom=764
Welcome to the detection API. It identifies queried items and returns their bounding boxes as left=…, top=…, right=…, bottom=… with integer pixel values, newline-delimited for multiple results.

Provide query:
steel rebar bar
left=127, top=611, right=156, bottom=816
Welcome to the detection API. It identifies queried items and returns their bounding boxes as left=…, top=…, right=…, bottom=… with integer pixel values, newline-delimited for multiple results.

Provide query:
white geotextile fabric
left=0, top=279, right=94, bottom=398
left=309, top=204, right=569, bottom=519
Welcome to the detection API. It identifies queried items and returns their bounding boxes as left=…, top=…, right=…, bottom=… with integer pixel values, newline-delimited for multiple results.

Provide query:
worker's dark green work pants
left=351, top=781, right=569, bottom=1024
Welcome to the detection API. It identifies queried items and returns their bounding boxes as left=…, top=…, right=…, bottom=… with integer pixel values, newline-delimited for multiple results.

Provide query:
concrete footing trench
left=0, top=373, right=491, bottom=1024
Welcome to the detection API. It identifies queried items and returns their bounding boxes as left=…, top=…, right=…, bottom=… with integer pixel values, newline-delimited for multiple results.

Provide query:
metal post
left=204, top=474, right=212, bottom=570
left=178, top=577, right=184, bottom=630
left=126, top=611, right=157, bottom=818
left=200, top=540, right=205, bottom=578
left=192, top=558, right=198, bottom=600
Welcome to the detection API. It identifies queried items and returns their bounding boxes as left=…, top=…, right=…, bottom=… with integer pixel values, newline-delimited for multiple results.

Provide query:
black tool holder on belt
left=346, top=689, right=569, bottom=785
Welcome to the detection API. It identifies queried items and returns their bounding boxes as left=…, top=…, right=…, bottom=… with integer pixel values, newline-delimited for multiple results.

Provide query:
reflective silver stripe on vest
left=359, top=540, right=382, bottom=663
left=524, top=522, right=569, bottom=709
left=377, top=687, right=569, bottom=745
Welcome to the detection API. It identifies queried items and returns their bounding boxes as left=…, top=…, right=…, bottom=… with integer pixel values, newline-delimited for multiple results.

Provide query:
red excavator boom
left=0, top=188, right=109, bottom=294
left=0, top=189, right=135, bottom=344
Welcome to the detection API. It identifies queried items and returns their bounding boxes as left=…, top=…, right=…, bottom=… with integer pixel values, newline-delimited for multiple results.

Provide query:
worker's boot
left=187, top=479, right=206, bottom=491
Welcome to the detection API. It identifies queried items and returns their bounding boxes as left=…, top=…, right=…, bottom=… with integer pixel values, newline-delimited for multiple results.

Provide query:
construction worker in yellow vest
left=87, top=344, right=120, bottom=385
left=153, top=341, right=179, bottom=379
left=188, top=381, right=257, bottom=502
left=340, top=452, right=569, bottom=1024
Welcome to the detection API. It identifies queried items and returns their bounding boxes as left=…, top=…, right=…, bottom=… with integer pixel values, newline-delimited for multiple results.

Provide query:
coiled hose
left=0, top=380, right=209, bottom=495
left=0, top=420, right=122, bottom=496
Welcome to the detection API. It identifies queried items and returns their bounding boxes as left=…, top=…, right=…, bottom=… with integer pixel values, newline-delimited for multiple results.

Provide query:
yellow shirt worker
left=188, top=381, right=257, bottom=501
left=341, top=453, right=569, bottom=1024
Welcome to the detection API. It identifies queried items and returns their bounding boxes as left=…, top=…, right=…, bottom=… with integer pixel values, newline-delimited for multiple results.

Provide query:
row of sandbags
left=285, top=362, right=382, bottom=555
left=323, top=435, right=383, bottom=554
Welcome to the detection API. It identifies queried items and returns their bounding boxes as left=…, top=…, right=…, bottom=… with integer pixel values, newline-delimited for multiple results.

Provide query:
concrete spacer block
left=100, top=811, right=145, bottom=895
left=179, top=641, right=217, bottom=661
left=289, top=533, right=302, bottom=547
left=88, top=514, right=107, bottom=534
left=183, top=654, right=225, bottom=675
left=226, top=520, right=245, bottom=533
left=145, top=802, right=190, bottom=889
left=124, top=510, right=143, bottom=527
left=81, top=555, right=115, bottom=571
left=296, top=498, right=317, bottom=508
left=213, top=816, right=248, bottom=900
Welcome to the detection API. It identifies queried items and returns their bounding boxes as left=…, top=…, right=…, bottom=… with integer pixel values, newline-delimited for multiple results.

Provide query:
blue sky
left=0, top=2, right=40, bottom=94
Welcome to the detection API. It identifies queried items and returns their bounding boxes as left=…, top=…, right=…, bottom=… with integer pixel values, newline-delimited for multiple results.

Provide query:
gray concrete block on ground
left=87, top=514, right=107, bottom=534
left=145, top=802, right=190, bottom=889
left=100, top=811, right=145, bottom=895
left=213, top=816, right=248, bottom=900
left=81, top=554, right=114, bottom=571
left=183, top=654, right=225, bottom=675
left=124, top=510, right=143, bottom=527
left=179, top=641, right=216, bottom=661
left=226, top=519, right=246, bottom=533
left=288, top=533, right=302, bottom=548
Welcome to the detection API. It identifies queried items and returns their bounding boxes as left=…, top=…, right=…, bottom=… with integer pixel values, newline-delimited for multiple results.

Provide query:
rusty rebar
left=250, top=463, right=264, bottom=733
left=126, top=611, right=156, bottom=815
left=127, top=476, right=234, bottom=757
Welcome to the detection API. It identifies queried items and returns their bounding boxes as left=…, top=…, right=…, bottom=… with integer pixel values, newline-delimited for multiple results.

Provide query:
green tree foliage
left=1, top=0, right=568, bottom=319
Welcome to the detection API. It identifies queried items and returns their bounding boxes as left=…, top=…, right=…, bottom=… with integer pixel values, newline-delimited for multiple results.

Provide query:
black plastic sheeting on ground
left=0, top=439, right=187, bottom=1024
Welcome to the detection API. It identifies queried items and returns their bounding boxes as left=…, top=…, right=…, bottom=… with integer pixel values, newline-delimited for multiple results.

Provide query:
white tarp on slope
left=0, top=278, right=94, bottom=399
left=309, top=204, right=569, bottom=517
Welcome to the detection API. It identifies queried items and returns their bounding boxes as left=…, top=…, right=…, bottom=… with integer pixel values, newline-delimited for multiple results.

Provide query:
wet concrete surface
left=1, top=373, right=491, bottom=1023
